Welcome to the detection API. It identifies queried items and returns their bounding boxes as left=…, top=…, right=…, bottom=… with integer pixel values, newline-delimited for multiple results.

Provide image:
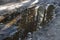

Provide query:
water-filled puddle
left=0, top=4, right=55, bottom=40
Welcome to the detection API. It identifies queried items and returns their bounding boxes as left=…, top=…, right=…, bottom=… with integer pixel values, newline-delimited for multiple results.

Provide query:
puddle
left=0, top=2, right=55, bottom=40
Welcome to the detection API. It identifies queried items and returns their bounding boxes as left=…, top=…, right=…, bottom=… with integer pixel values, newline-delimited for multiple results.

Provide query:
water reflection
left=0, top=4, right=55, bottom=40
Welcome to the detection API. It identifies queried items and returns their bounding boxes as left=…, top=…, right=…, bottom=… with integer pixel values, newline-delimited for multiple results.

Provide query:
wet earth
left=32, top=0, right=60, bottom=40
left=0, top=0, right=60, bottom=40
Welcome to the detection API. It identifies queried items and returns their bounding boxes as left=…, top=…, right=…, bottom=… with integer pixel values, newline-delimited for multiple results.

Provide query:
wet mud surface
left=0, top=0, right=60, bottom=40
